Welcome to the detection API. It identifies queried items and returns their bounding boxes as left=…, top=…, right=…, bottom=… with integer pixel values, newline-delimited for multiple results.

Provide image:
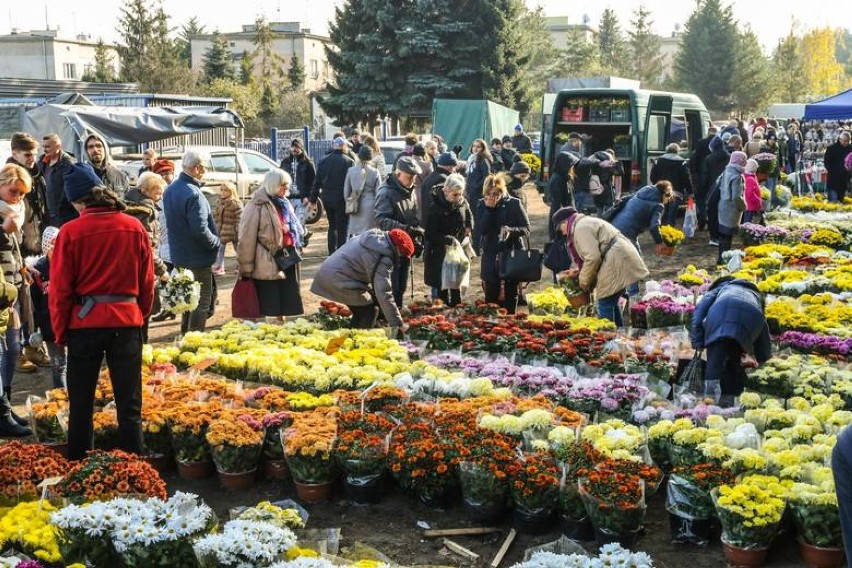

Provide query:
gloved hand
left=408, top=226, right=426, bottom=239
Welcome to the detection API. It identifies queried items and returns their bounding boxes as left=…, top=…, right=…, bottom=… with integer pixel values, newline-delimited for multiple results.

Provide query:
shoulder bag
left=498, top=236, right=542, bottom=283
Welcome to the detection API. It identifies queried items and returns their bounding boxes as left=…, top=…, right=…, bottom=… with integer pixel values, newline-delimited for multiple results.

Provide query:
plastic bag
left=683, top=199, right=697, bottom=238
left=441, top=239, right=470, bottom=290
left=666, top=473, right=715, bottom=545
left=675, top=350, right=706, bottom=397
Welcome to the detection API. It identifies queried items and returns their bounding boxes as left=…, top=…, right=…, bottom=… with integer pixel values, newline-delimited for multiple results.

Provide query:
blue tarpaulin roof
left=803, top=88, right=852, bottom=121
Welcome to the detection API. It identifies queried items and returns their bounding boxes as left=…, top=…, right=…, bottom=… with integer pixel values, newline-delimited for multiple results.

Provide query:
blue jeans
left=832, top=426, right=852, bottom=567
left=573, top=191, right=592, bottom=214
left=597, top=290, right=625, bottom=327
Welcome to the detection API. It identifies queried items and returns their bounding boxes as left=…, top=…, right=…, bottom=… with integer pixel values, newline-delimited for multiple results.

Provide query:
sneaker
left=708, top=239, right=719, bottom=247
left=16, top=355, right=37, bottom=374
left=23, top=346, right=50, bottom=368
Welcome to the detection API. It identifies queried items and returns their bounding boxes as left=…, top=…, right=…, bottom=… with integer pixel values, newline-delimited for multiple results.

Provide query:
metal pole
left=270, top=127, right=278, bottom=163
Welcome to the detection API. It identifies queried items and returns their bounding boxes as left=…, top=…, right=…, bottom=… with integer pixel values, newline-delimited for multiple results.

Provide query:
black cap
left=509, top=161, right=531, bottom=175
left=396, top=156, right=423, bottom=175
left=437, top=152, right=459, bottom=167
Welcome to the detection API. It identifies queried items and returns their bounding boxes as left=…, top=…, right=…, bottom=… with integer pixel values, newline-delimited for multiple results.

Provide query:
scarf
left=269, top=195, right=303, bottom=248
left=565, top=213, right=583, bottom=270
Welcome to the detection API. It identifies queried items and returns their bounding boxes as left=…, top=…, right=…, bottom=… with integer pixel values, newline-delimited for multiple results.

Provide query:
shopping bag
left=682, top=199, right=697, bottom=238
left=441, top=239, right=470, bottom=290
left=675, top=350, right=706, bottom=396
left=499, top=238, right=542, bottom=283
left=232, top=277, right=261, bottom=319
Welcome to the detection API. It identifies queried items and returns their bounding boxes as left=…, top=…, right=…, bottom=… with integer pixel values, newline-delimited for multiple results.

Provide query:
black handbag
left=499, top=238, right=542, bottom=282
left=273, top=246, right=302, bottom=272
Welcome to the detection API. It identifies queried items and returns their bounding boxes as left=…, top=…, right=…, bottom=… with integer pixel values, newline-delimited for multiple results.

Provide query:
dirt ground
left=11, top=187, right=809, bottom=566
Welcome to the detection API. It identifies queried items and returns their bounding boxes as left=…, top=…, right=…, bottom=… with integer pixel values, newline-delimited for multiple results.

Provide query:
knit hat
left=745, top=159, right=759, bottom=174
left=729, top=151, right=748, bottom=167
left=551, top=206, right=578, bottom=231
left=64, top=162, right=103, bottom=202
left=509, top=160, right=531, bottom=175
left=291, top=138, right=304, bottom=149
left=396, top=156, right=423, bottom=175
left=437, top=152, right=459, bottom=167
left=357, top=146, right=373, bottom=161
left=41, top=226, right=60, bottom=255
left=514, top=124, right=523, bottom=131
left=151, top=160, right=175, bottom=175
left=388, top=228, right=415, bottom=259
left=502, top=135, right=512, bottom=144
left=333, top=136, right=347, bottom=148
left=413, top=143, right=426, bottom=157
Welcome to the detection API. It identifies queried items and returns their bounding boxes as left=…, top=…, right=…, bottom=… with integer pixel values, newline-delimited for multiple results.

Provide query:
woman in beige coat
left=237, top=169, right=304, bottom=318
left=552, top=206, right=648, bottom=326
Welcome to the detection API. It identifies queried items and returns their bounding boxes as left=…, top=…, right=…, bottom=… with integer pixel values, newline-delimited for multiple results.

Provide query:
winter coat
left=490, top=149, right=506, bottom=172
left=279, top=154, right=316, bottom=200
left=702, top=138, right=730, bottom=197
left=420, top=169, right=450, bottom=224
left=718, top=164, right=745, bottom=233
left=650, top=153, right=692, bottom=195
left=689, top=135, right=714, bottom=191
left=476, top=195, right=529, bottom=283
left=568, top=214, right=649, bottom=300
left=548, top=152, right=578, bottom=210
left=611, top=184, right=665, bottom=244
left=49, top=207, right=155, bottom=346
left=343, top=163, right=382, bottom=236
left=512, top=133, right=532, bottom=154
left=572, top=156, right=596, bottom=195
left=0, top=202, right=23, bottom=287
left=413, top=156, right=435, bottom=226
left=213, top=195, right=243, bottom=245
left=743, top=172, right=763, bottom=212
left=28, top=256, right=55, bottom=342
left=124, top=187, right=168, bottom=277
left=163, top=172, right=220, bottom=268
left=824, top=141, right=852, bottom=192
left=39, top=151, right=77, bottom=227
left=237, top=188, right=302, bottom=281
left=690, top=278, right=772, bottom=363
left=5, top=157, right=47, bottom=255
left=310, top=229, right=403, bottom=328
left=423, top=191, right=473, bottom=289
left=500, top=148, right=518, bottom=170
left=311, top=149, right=355, bottom=205
left=84, top=134, right=129, bottom=196
left=375, top=174, right=420, bottom=233
left=371, top=153, right=387, bottom=180
left=507, top=176, right=528, bottom=208
left=465, top=156, right=491, bottom=206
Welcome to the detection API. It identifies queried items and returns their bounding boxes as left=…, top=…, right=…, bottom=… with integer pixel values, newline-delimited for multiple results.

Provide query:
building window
left=63, top=63, right=76, bottom=79
left=310, top=60, right=319, bottom=79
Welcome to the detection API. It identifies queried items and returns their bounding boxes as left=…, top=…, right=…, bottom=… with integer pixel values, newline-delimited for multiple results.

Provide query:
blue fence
left=235, top=127, right=335, bottom=164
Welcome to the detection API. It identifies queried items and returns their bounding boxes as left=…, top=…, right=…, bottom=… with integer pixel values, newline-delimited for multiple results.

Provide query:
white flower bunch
left=269, top=559, right=337, bottom=568
left=162, top=268, right=201, bottom=315
left=193, top=519, right=297, bottom=567
left=510, top=543, right=654, bottom=568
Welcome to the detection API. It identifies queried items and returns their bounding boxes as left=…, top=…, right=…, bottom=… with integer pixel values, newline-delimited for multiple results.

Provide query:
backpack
left=600, top=194, right=632, bottom=222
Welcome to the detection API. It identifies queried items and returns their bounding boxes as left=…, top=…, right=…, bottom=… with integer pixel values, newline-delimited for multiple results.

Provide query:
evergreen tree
left=82, top=40, right=117, bottom=83
left=837, top=29, right=852, bottom=79
left=772, top=30, right=808, bottom=102
left=514, top=7, right=558, bottom=120
left=203, top=32, right=236, bottom=81
left=287, top=54, right=305, bottom=90
left=598, top=9, right=628, bottom=75
left=627, top=5, right=663, bottom=88
left=177, top=16, right=205, bottom=67
left=554, top=28, right=601, bottom=78
left=730, top=27, right=772, bottom=115
left=115, top=0, right=154, bottom=82
left=239, top=51, right=253, bottom=86
left=674, top=0, right=738, bottom=113
left=252, top=17, right=286, bottom=120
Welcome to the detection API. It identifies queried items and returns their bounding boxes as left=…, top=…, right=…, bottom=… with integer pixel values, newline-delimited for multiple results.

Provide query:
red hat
left=388, top=229, right=415, bottom=259
left=151, top=159, right=175, bottom=175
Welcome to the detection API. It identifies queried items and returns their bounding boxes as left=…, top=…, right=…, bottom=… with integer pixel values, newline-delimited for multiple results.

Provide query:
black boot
left=3, top=389, right=28, bottom=427
left=0, top=392, right=31, bottom=437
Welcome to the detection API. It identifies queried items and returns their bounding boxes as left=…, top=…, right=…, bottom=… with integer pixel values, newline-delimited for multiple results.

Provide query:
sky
left=3, top=0, right=850, bottom=53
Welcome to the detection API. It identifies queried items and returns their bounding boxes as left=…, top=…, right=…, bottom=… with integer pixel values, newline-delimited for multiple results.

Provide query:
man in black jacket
left=310, top=137, right=355, bottom=254
left=420, top=152, right=458, bottom=224
left=825, top=132, right=851, bottom=203
left=83, top=134, right=129, bottom=197
left=511, top=124, right=532, bottom=154
left=703, top=135, right=730, bottom=245
left=280, top=138, right=316, bottom=226
left=651, top=143, right=692, bottom=226
left=689, top=126, right=717, bottom=228
left=500, top=136, right=518, bottom=168
left=375, top=156, right=424, bottom=307
left=39, top=134, right=77, bottom=228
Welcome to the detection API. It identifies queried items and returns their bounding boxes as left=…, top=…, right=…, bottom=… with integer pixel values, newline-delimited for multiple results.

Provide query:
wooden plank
left=490, top=528, right=516, bottom=568
left=443, top=539, right=479, bottom=560
left=423, top=527, right=501, bottom=537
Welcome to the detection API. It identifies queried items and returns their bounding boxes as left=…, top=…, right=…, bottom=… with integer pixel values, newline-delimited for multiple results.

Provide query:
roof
left=803, top=88, right=852, bottom=121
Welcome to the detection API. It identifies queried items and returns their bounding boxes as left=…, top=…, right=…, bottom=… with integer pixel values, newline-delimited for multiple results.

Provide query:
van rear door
left=642, top=94, right=673, bottom=186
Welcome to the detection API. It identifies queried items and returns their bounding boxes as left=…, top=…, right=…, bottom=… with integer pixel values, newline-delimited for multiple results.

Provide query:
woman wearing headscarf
left=552, top=206, right=648, bottom=327
left=237, top=169, right=305, bottom=319
left=717, top=151, right=747, bottom=264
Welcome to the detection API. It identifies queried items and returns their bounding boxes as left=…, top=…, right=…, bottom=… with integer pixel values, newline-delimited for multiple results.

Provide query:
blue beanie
left=64, top=162, right=103, bottom=203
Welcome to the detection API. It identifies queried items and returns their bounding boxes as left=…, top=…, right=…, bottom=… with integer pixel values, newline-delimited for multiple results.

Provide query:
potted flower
left=261, top=411, right=293, bottom=480
left=712, top=480, right=786, bottom=567
left=93, top=409, right=120, bottom=450
left=388, top=422, right=460, bottom=508
left=578, top=462, right=647, bottom=548
left=789, top=481, right=844, bottom=568
left=508, top=450, right=561, bottom=535
left=333, top=411, right=395, bottom=504
left=657, top=226, right=685, bottom=256
left=561, top=278, right=590, bottom=309
left=753, top=152, right=778, bottom=182
left=283, top=410, right=337, bottom=503
left=1, top=501, right=62, bottom=565
left=550, top=434, right=601, bottom=541
left=27, top=396, right=68, bottom=453
left=455, top=430, right=516, bottom=524
left=168, top=405, right=216, bottom=480
left=666, top=463, right=737, bottom=545
left=312, top=300, right=352, bottom=330
left=206, top=414, right=264, bottom=490
left=0, top=442, right=68, bottom=506
left=54, top=450, right=167, bottom=503
left=142, top=406, right=173, bottom=474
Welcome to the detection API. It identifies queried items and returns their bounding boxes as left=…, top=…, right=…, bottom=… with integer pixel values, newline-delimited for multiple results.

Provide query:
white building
left=0, top=29, right=119, bottom=81
left=658, top=29, right=683, bottom=84
left=544, top=17, right=598, bottom=50
left=190, top=22, right=333, bottom=92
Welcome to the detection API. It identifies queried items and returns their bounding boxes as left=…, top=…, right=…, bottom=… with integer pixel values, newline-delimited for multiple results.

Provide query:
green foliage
left=287, top=55, right=306, bottom=90
left=731, top=27, right=772, bottom=115
left=554, top=28, right=601, bottom=78
left=772, top=29, right=809, bottom=102
left=81, top=40, right=117, bottom=83
left=203, top=32, right=236, bottom=81
left=205, top=78, right=261, bottom=122
left=837, top=29, right=852, bottom=78
left=177, top=17, right=205, bottom=67
left=239, top=51, right=253, bottom=86
left=674, top=0, right=738, bottom=112
left=627, top=5, right=663, bottom=88
left=598, top=9, right=629, bottom=76
left=252, top=17, right=287, bottom=119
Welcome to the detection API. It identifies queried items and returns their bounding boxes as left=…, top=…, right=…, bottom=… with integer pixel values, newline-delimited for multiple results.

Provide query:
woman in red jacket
left=49, top=163, right=155, bottom=460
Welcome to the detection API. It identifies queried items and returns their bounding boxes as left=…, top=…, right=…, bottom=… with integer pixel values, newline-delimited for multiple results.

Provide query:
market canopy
left=22, top=93, right=244, bottom=158
left=803, top=88, right=852, bottom=121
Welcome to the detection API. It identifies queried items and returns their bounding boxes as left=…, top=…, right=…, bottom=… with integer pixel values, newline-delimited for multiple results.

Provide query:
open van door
left=642, top=94, right=673, bottom=186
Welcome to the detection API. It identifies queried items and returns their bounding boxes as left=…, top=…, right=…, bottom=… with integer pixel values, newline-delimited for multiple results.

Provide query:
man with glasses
left=162, top=150, right=220, bottom=333
left=82, top=134, right=128, bottom=197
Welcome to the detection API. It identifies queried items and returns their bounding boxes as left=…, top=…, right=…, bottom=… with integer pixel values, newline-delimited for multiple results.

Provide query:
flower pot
left=417, top=486, right=456, bottom=510
left=263, top=458, right=290, bottom=480
left=657, top=245, right=676, bottom=257
left=721, top=539, right=769, bottom=568
left=595, top=527, right=640, bottom=550
left=669, top=512, right=712, bottom=545
left=512, top=507, right=554, bottom=536
left=560, top=514, right=595, bottom=541
left=799, top=539, right=845, bottom=568
left=344, top=475, right=385, bottom=505
left=45, top=441, right=68, bottom=459
left=218, top=469, right=256, bottom=491
left=462, top=499, right=507, bottom=525
left=144, top=453, right=174, bottom=475
left=176, top=459, right=214, bottom=480
left=566, top=291, right=590, bottom=309
left=294, top=480, right=334, bottom=504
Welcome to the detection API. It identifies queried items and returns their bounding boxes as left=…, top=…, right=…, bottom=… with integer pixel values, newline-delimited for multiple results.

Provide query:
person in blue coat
left=832, top=426, right=852, bottom=566
left=689, top=277, right=772, bottom=407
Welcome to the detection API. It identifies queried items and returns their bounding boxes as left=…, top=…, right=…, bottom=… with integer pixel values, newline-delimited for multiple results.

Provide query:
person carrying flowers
left=689, top=276, right=771, bottom=408
left=742, top=159, right=763, bottom=225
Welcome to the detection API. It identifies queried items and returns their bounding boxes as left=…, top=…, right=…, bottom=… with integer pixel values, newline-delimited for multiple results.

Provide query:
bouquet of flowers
left=739, top=223, right=791, bottom=246
left=511, top=543, right=655, bottom=568
left=527, top=287, right=569, bottom=315
left=262, top=411, right=293, bottom=460
left=333, top=411, right=394, bottom=484
left=193, top=519, right=298, bottom=567
left=668, top=427, right=718, bottom=467
left=161, top=268, right=201, bottom=315
left=578, top=461, right=647, bottom=537
left=93, top=408, right=120, bottom=450
left=519, top=152, right=542, bottom=175
left=312, top=301, right=352, bottom=330
left=789, top=481, right=842, bottom=548
left=551, top=437, right=602, bottom=523
left=53, top=450, right=167, bottom=503
left=581, top=420, right=646, bottom=462
left=234, top=501, right=305, bottom=529
left=644, top=297, right=694, bottom=329
left=207, top=414, right=264, bottom=474
left=0, top=500, right=61, bottom=565
left=712, top=480, right=786, bottom=549
left=508, top=451, right=561, bottom=516
left=0, top=441, right=68, bottom=505
left=283, top=411, right=337, bottom=484
left=754, top=152, right=778, bottom=175
left=659, top=226, right=685, bottom=249
left=454, top=429, right=517, bottom=520
left=27, top=395, right=68, bottom=444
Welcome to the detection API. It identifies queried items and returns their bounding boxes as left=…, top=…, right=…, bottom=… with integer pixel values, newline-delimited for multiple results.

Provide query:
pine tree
left=177, top=16, right=205, bottom=67
left=252, top=17, right=286, bottom=120
left=627, top=5, right=663, bottom=88
left=730, top=27, right=772, bottom=115
left=203, top=32, right=236, bottom=81
left=674, top=0, right=739, bottom=113
left=239, top=51, right=253, bottom=86
left=287, top=54, right=305, bottom=90
left=115, top=0, right=154, bottom=82
left=82, top=40, right=117, bottom=83
left=554, top=28, right=601, bottom=78
left=598, top=9, right=628, bottom=75
left=772, top=30, right=808, bottom=102
left=514, top=7, right=558, bottom=120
